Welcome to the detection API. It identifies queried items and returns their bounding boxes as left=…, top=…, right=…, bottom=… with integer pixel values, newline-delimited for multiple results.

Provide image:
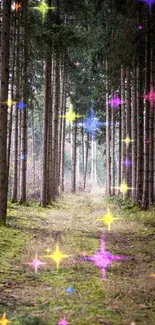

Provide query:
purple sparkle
left=138, top=25, right=143, bottom=29
left=17, top=99, right=27, bottom=110
left=84, top=234, right=129, bottom=280
left=109, top=94, right=125, bottom=109
left=138, top=0, right=155, bottom=12
left=122, top=157, right=132, bottom=168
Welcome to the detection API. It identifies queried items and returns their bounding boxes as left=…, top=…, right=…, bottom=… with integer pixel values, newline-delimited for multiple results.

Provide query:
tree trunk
left=131, top=61, right=137, bottom=199
left=0, top=0, right=11, bottom=225
left=142, top=14, right=150, bottom=208
left=136, top=65, right=144, bottom=203
left=84, top=133, right=89, bottom=190
left=125, top=67, right=132, bottom=197
left=106, top=63, right=111, bottom=195
left=121, top=66, right=126, bottom=187
left=40, top=58, right=50, bottom=206
left=111, top=89, right=115, bottom=195
left=19, top=0, right=28, bottom=203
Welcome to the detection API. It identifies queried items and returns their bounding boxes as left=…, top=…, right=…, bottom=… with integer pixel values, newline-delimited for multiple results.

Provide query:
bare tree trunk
left=118, top=98, right=121, bottom=187
left=142, top=14, right=150, bottom=208
left=60, top=84, right=66, bottom=192
left=84, top=133, right=89, bottom=190
left=46, top=56, right=52, bottom=204
left=0, top=0, right=11, bottom=225
left=121, top=66, right=126, bottom=187
left=40, top=58, right=50, bottom=206
left=19, top=0, right=28, bottom=203
left=53, top=52, right=60, bottom=198
left=136, top=65, right=144, bottom=203
left=12, top=12, right=19, bottom=202
left=71, top=120, right=77, bottom=193
left=125, top=67, right=132, bottom=197
left=106, top=63, right=111, bottom=195
left=131, top=61, right=137, bottom=199
left=7, top=9, right=16, bottom=180
left=111, top=89, right=115, bottom=195
left=149, top=37, right=154, bottom=205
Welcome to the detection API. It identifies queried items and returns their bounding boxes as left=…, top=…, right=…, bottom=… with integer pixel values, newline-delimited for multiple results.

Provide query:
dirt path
left=0, top=194, right=154, bottom=325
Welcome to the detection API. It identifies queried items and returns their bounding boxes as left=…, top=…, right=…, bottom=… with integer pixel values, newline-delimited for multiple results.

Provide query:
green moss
left=0, top=195, right=154, bottom=325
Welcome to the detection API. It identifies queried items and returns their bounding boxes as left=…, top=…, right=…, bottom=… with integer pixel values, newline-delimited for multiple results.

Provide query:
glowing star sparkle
left=26, top=253, right=45, bottom=273
left=58, top=316, right=71, bottom=325
left=13, top=3, right=22, bottom=12
left=114, top=179, right=134, bottom=199
left=138, top=0, right=155, bottom=12
left=138, top=25, right=143, bottom=29
left=1, top=99, right=17, bottom=107
left=0, top=313, right=12, bottom=325
left=61, top=103, right=82, bottom=127
left=75, top=61, right=80, bottom=67
left=142, top=85, right=155, bottom=108
left=17, top=100, right=27, bottom=110
left=66, top=286, right=75, bottom=295
left=32, top=0, right=55, bottom=22
left=109, top=94, right=125, bottom=110
left=84, top=234, right=129, bottom=279
left=21, top=153, right=25, bottom=160
left=122, top=135, right=134, bottom=147
left=44, top=243, right=69, bottom=269
left=122, top=157, right=132, bottom=168
left=97, top=208, right=121, bottom=231
left=77, top=105, right=104, bottom=138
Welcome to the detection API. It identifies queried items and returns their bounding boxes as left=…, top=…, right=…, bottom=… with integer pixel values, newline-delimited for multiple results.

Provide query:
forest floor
left=0, top=193, right=155, bottom=325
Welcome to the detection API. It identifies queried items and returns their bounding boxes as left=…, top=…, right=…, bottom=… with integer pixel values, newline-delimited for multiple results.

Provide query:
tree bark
left=0, top=0, right=11, bottom=225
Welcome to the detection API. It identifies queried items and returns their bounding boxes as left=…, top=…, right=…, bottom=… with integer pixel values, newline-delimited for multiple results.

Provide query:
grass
left=0, top=193, right=155, bottom=325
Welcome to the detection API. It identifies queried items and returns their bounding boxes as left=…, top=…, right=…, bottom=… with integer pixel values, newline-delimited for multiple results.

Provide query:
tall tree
left=0, top=0, right=11, bottom=225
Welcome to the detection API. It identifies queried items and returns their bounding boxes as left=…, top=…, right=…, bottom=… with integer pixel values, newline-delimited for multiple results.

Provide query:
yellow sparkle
left=150, top=274, right=155, bottom=277
left=46, top=247, right=51, bottom=253
left=61, top=103, right=83, bottom=127
left=33, top=0, right=55, bottom=22
left=122, top=135, right=134, bottom=147
left=97, top=208, right=121, bottom=231
left=114, top=179, right=134, bottom=199
left=44, top=243, right=69, bottom=269
left=0, top=313, right=12, bottom=325
left=1, top=99, right=17, bottom=107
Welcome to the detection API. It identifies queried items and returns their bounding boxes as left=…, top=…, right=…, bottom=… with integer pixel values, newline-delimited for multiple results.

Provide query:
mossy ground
left=0, top=194, right=155, bottom=325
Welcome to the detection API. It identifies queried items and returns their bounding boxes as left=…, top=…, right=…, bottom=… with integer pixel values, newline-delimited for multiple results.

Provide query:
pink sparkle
left=58, top=316, right=71, bottom=325
left=75, top=61, right=80, bottom=67
left=138, top=25, right=143, bottom=29
left=26, top=253, right=45, bottom=273
left=146, top=139, right=151, bottom=144
left=142, top=85, right=155, bottom=108
left=84, top=234, right=129, bottom=280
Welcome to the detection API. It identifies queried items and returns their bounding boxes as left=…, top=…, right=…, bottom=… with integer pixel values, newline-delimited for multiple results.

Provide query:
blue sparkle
left=66, top=286, right=75, bottom=295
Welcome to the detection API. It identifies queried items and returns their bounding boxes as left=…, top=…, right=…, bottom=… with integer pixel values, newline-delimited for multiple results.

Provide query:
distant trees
left=1, top=0, right=155, bottom=226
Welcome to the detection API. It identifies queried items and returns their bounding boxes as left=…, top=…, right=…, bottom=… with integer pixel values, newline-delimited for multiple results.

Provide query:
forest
left=0, top=0, right=155, bottom=324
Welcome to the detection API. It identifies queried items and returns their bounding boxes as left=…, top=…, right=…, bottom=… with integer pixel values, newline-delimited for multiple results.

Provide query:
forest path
left=0, top=193, right=155, bottom=325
